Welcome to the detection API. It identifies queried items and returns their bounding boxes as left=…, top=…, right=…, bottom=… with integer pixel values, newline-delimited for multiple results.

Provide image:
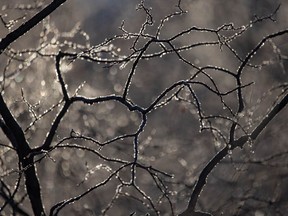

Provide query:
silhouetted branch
left=180, top=91, right=288, bottom=216
left=0, top=0, right=66, bottom=54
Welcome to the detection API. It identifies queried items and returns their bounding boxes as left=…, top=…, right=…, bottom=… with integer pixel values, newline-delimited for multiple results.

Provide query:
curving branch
left=179, top=92, right=288, bottom=216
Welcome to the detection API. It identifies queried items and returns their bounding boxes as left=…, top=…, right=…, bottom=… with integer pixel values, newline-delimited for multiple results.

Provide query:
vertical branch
left=0, top=95, right=46, bottom=216
left=0, top=1, right=68, bottom=215
left=131, top=113, right=147, bottom=183
left=22, top=156, right=46, bottom=216
left=55, top=52, right=69, bottom=101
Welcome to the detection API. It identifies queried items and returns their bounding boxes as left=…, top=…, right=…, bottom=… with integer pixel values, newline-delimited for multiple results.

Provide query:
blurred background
left=0, top=0, right=288, bottom=215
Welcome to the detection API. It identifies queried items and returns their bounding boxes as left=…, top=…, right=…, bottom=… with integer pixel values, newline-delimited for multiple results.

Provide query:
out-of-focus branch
left=0, top=177, right=30, bottom=216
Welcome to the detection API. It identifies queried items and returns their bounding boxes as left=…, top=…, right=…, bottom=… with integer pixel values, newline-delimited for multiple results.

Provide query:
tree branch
left=0, top=0, right=66, bottom=54
left=179, top=92, right=288, bottom=215
left=0, top=1, right=67, bottom=215
left=0, top=95, right=46, bottom=216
